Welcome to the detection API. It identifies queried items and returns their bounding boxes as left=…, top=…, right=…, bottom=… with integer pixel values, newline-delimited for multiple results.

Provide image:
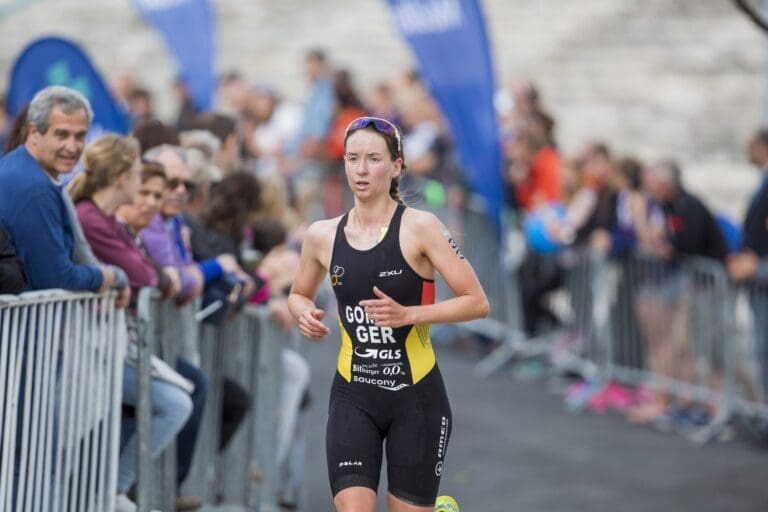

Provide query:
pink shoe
left=604, top=382, right=635, bottom=412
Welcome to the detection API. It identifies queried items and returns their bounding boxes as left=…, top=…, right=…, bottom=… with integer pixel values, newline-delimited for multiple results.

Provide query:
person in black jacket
left=630, top=159, right=728, bottom=425
left=0, top=224, right=27, bottom=294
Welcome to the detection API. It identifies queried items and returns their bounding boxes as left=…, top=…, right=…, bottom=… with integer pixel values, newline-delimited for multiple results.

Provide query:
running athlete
left=288, top=117, right=489, bottom=512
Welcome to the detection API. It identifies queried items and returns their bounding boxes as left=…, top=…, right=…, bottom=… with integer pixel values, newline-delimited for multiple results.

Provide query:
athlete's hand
left=298, top=307, right=330, bottom=340
left=360, top=286, right=413, bottom=328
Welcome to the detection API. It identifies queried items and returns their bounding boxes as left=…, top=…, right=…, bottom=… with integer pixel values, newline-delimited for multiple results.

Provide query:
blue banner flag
left=7, top=36, right=129, bottom=135
left=133, top=0, right=216, bottom=112
left=387, top=0, right=503, bottom=230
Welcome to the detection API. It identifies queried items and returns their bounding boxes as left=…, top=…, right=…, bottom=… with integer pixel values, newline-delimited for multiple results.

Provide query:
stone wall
left=0, top=0, right=764, bottom=214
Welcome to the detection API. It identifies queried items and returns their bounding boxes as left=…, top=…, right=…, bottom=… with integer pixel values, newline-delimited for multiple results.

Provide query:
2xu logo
left=379, top=269, right=403, bottom=278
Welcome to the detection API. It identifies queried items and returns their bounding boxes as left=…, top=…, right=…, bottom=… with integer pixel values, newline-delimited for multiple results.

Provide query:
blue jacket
left=0, top=146, right=103, bottom=291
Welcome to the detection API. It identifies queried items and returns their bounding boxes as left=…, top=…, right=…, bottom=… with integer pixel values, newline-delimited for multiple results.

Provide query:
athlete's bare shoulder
left=401, top=206, right=443, bottom=238
left=303, top=215, right=345, bottom=269
left=305, top=215, right=344, bottom=246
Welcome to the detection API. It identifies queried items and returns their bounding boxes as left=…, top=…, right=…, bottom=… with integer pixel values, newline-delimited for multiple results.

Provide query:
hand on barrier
left=98, top=265, right=115, bottom=293
left=298, top=306, right=330, bottom=339
left=359, top=286, right=412, bottom=328
left=727, top=251, right=759, bottom=281
left=176, top=265, right=204, bottom=305
left=161, top=266, right=182, bottom=298
left=115, top=287, right=131, bottom=309
left=216, top=253, right=241, bottom=274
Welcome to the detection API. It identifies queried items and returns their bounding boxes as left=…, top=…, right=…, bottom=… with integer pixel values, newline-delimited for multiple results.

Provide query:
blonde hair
left=67, top=135, right=140, bottom=203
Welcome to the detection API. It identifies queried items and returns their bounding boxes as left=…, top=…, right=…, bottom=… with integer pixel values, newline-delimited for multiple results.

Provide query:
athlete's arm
left=288, top=221, right=332, bottom=340
left=360, top=210, right=489, bottom=328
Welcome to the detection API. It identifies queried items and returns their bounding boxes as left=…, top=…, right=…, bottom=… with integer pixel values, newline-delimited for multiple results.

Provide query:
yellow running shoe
left=435, top=495, right=460, bottom=512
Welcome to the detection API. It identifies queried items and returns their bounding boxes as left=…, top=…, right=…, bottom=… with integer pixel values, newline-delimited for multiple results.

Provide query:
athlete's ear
left=392, top=157, right=403, bottom=178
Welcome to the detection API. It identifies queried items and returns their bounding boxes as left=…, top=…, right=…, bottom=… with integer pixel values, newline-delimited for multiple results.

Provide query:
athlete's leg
left=334, top=486, right=377, bottom=512
left=386, top=492, right=434, bottom=512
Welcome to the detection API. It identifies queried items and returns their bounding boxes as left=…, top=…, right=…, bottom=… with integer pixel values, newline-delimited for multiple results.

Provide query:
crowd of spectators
left=498, top=80, right=768, bottom=433
left=1, top=46, right=768, bottom=509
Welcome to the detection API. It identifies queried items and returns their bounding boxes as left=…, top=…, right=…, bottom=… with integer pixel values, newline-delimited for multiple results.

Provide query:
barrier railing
left=608, top=257, right=729, bottom=404
left=0, top=290, right=125, bottom=512
left=471, top=240, right=768, bottom=443
left=726, top=281, right=768, bottom=428
left=136, top=289, right=299, bottom=511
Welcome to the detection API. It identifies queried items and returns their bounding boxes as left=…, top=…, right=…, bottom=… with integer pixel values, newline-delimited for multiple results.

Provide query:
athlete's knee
left=334, top=486, right=377, bottom=512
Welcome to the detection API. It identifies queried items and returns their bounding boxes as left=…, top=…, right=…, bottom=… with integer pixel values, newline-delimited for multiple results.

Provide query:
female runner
left=288, top=117, right=488, bottom=512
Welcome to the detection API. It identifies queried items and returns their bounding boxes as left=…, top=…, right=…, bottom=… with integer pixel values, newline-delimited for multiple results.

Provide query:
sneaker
left=564, top=378, right=602, bottom=413
left=115, top=493, right=162, bottom=512
left=176, top=495, right=203, bottom=510
left=587, top=381, right=635, bottom=413
left=435, top=495, right=460, bottom=512
left=115, top=494, right=137, bottom=512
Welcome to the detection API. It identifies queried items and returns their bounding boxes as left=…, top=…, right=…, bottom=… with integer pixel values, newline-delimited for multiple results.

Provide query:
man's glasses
left=345, top=116, right=402, bottom=156
left=166, top=178, right=196, bottom=193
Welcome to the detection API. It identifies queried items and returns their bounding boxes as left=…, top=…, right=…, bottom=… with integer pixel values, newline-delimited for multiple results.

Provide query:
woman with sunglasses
left=289, top=117, right=488, bottom=512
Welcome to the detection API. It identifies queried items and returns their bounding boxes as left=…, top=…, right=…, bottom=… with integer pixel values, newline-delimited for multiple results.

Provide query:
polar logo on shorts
left=434, top=461, right=443, bottom=476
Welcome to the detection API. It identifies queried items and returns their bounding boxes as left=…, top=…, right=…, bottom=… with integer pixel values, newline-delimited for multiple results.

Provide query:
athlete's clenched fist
left=298, top=307, right=331, bottom=340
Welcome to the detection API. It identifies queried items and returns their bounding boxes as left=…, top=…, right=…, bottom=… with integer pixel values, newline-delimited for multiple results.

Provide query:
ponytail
left=67, top=171, right=97, bottom=203
left=66, top=135, right=140, bottom=204
left=389, top=176, right=404, bottom=205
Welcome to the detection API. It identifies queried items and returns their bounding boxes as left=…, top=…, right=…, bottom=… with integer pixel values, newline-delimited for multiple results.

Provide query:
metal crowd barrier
left=470, top=240, right=768, bottom=443
left=725, top=281, right=768, bottom=430
left=607, top=257, right=729, bottom=404
left=0, top=290, right=125, bottom=512
left=136, top=288, right=298, bottom=511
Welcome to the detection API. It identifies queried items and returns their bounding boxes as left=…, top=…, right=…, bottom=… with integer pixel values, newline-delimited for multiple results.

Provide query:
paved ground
left=298, top=333, right=768, bottom=512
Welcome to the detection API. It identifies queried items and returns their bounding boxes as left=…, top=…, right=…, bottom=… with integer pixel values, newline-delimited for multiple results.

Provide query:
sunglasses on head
left=166, top=178, right=197, bottom=192
left=345, top=116, right=402, bottom=157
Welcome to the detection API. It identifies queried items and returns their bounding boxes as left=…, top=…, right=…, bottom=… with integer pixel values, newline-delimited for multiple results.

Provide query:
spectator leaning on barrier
left=728, top=128, right=768, bottom=401
left=116, top=161, right=181, bottom=297
left=140, top=145, right=211, bottom=303
left=67, top=134, right=199, bottom=512
left=140, top=145, right=252, bottom=465
left=0, top=85, right=128, bottom=301
left=629, top=159, right=728, bottom=425
left=729, top=127, right=768, bottom=283
left=0, top=223, right=27, bottom=294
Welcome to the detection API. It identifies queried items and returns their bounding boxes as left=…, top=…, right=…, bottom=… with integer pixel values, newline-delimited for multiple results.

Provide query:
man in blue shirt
left=0, top=85, right=131, bottom=508
left=0, top=85, right=125, bottom=297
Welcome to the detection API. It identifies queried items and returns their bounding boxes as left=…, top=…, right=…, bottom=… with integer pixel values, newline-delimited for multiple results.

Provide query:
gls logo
left=354, top=347, right=402, bottom=360
left=378, top=269, right=402, bottom=278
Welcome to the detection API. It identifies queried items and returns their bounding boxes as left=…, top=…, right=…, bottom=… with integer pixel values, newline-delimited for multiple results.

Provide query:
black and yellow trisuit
left=327, top=204, right=451, bottom=506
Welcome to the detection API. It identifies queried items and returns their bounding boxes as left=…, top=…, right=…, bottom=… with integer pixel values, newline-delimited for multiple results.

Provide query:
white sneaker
left=115, top=494, right=137, bottom=512
left=115, top=493, right=163, bottom=512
